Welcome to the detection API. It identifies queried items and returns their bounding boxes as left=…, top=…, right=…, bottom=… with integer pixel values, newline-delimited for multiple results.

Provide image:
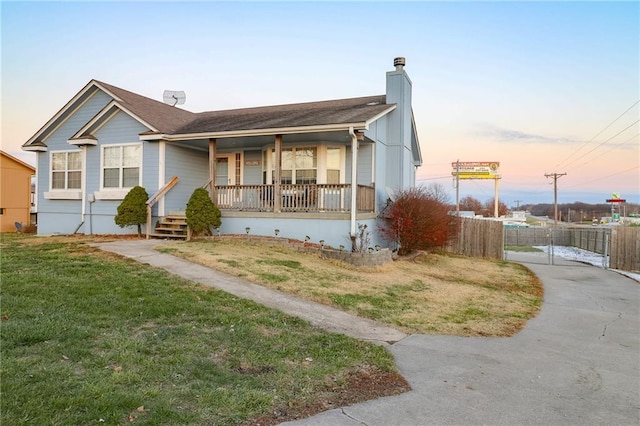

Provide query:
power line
left=579, top=132, right=639, bottom=164
left=554, top=100, right=640, bottom=170
left=563, top=166, right=639, bottom=189
left=416, top=175, right=452, bottom=181
left=564, top=120, right=639, bottom=170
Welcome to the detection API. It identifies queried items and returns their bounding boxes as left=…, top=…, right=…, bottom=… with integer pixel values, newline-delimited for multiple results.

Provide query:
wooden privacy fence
left=505, top=228, right=571, bottom=247
left=570, top=228, right=610, bottom=254
left=505, top=226, right=639, bottom=272
left=448, top=218, right=504, bottom=259
left=610, top=227, right=640, bottom=271
left=506, top=226, right=615, bottom=255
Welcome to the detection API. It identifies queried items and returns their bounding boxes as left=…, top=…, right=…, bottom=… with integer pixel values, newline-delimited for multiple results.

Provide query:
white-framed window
left=264, top=145, right=344, bottom=184
left=276, top=147, right=317, bottom=184
left=50, top=150, right=82, bottom=190
left=101, top=143, right=141, bottom=189
left=326, top=147, right=342, bottom=184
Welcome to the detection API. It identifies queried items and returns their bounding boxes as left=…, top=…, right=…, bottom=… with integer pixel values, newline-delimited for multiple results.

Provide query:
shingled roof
left=98, top=81, right=393, bottom=136
left=95, top=80, right=196, bottom=134
left=24, top=80, right=397, bottom=149
left=175, top=95, right=392, bottom=134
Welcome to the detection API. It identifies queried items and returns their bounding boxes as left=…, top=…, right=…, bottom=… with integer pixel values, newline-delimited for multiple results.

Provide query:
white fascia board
left=364, top=105, right=397, bottom=128
left=142, top=122, right=369, bottom=142
left=138, top=133, right=164, bottom=141
left=68, top=137, right=97, bottom=146
left=22, top=144, right=48, bottom=152
left=92, top=81, right=124, bottom=102
left=23, top=80, right=100, bottom=147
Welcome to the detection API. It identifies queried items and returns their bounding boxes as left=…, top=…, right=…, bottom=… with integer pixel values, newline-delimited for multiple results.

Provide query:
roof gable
left=22, top=81, right=103, bottom=149
left=68, top=100, right=169, bottom=144
left=22, top=80, right=197, bottom=150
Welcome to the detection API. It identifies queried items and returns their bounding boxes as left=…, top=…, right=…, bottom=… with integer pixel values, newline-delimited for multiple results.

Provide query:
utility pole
left=545, top=172, right=567, bottom=226
left=514, top=199, right=522, bottom=210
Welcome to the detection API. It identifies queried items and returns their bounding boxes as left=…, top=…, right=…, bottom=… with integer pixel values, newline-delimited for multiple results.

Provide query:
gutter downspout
left=349, top=127, right=358, bottom=245
left=75, top=145, right=88, bottom=234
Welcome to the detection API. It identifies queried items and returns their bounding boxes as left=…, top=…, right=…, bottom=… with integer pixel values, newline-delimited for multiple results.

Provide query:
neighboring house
left=22, top=57, right=422, bottom=248
left=0, top=150, right=36, bottom=232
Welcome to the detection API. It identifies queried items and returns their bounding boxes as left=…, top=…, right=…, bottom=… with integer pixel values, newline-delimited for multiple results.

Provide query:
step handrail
left=146, top=176, right=179, bottom=239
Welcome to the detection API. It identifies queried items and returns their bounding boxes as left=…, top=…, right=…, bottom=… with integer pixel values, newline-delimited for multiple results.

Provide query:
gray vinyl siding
left=36, top=91, right=113, bottom=235
left=356, top=143, right=373, bottom=186
left=91, top=111, right=151, bottom=211
left=385, top=69, right=414, bottom=191
left=365, top=120, right=385, bottom=145
left=84, top=112, right=155, bottom=234
left=164, top=144, right=209, bottom=212
left=375, top=138, right=389, bottom=212
left=143, top=143, right=160, bottom=195
left=345, top=144, right=373, bottom=185
left=243, top=150, right=262, bottom=184
left=94, top=110, right=149, bottom=145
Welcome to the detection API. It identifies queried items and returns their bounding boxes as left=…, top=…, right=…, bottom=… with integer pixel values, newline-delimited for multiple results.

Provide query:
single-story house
left=0, top=150, right=36, bottom=232
left=22, top=57, right=422, bottom=249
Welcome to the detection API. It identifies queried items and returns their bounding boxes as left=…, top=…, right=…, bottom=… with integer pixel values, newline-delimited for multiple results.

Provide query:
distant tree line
left=457, top=195, right=509, bottom=217
left=523, top=201, right=640, bottom=222
left=451, top=196, right=640, bottom=223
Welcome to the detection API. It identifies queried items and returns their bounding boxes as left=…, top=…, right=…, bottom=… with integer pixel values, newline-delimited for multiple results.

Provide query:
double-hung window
left=264, top=145, right=346, bottom=184
left=51, top=151, right=82, bottom=190
left=270, top=147, right=317, bottom=184
left=102, top=144, right=141, bottom=189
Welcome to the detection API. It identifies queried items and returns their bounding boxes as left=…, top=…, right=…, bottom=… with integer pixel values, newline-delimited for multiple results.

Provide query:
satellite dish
left=162, top=90, right=186, bottom=107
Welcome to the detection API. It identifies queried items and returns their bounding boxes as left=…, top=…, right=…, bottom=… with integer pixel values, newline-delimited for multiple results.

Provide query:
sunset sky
left=2, top=1, right=638, bottom=205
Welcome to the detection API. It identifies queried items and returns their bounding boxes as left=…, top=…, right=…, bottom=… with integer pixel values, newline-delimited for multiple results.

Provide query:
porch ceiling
left=166, top=130, right=357, bottom=151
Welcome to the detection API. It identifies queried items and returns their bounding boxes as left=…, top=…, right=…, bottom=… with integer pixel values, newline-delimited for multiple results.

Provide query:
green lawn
left=0, top=235, right=403, bottom=425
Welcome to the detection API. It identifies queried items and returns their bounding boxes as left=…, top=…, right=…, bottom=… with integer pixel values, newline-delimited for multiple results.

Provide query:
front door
left=215, top=154, right=238, bottom=208
left=216, top=155, right=236, bottom=186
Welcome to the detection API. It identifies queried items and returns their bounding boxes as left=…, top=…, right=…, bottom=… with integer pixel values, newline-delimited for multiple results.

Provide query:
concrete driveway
left=285, top=253, right=639, bottom=425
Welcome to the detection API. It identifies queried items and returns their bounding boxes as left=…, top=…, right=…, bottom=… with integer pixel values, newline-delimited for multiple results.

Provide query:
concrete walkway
left=94, top=242, right=640, bottom=425
left=93, top=240, right=406, bottom=345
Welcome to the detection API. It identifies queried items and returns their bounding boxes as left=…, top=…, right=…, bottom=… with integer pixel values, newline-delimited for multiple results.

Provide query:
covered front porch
left=147, top=124, right=384, bottom=246
left=214, top=183, right=375, bottom=213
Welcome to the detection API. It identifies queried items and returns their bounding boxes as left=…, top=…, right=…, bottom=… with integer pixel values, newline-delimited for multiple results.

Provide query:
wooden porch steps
left=150, top=214, right=188, bottom=240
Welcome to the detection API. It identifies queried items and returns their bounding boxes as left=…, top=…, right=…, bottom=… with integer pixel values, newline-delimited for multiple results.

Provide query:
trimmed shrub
left=114, top=186, right=149, bottom=237
left=185, top=188, right=221, bottom=238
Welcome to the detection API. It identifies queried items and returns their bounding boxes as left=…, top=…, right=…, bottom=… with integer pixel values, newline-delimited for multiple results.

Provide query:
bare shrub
left=380, top=185, right=458, bottom=255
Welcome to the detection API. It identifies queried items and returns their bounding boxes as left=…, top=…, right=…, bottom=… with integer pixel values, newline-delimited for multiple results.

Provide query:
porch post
left=349, top=128, right=358, bottom=240
left=274, top=134, right=282, bottom=213
left=209, top=138, right=217, bottom=203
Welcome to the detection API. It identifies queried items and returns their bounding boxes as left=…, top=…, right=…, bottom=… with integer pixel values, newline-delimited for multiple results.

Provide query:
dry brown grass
left=160, top=238, right=543, bottom=337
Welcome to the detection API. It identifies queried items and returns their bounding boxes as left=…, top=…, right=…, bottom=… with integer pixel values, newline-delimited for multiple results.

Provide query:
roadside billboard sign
left=451, top=161, right=500, bottom=179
